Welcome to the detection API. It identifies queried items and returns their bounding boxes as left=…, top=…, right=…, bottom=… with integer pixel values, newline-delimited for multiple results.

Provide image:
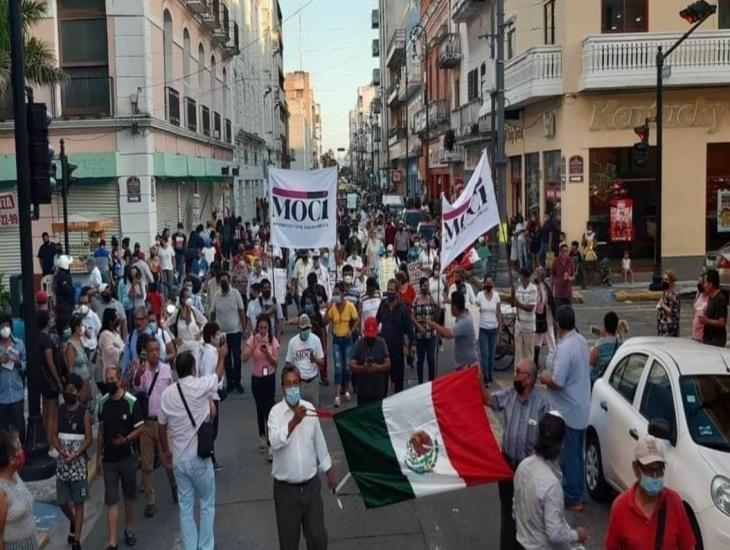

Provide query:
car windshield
left=679, top=375, right=730, bottom=452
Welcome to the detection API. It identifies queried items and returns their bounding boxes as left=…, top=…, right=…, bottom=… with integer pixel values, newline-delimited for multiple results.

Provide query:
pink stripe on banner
left=271, top=187, right=329, bottom=199
left=442, top=200, right=469, bottom=221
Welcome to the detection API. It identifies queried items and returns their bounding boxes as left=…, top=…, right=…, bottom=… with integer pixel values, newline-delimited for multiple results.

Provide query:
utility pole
left=404, top=62, right=409, bottom=199
left=495, top=0, right=507, bottom=221
left=60, top=139, right=70, bottom=253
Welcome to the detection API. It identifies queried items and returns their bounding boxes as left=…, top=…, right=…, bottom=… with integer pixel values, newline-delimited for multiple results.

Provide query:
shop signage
left=391, top=170, right=403, bottom=183
left=126, top=176, right=141, bottom=203
left=610, top=199, right=633, bottom=242
left=717, top=190, right=730, bottom=233
left=590, top=98, right=729, bottom=134
left=569, top=155, right=584, bottom=183
left=0, top=193, right=19, bottom=227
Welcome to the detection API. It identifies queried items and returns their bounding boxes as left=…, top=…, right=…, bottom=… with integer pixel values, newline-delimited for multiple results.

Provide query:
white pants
left=515, top=328, right=535, bottom=365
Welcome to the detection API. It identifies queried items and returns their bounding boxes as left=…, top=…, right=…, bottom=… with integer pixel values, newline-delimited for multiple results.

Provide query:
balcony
left=213, top=111, right=222, bottom=140
left=372, top=39, right=380, bottom=58
left=371, top=9, right=379, bottom=30
left=407, top=61, right=422, bottom=91
left=372, top=68, right=380, bottom=87
left=201, top=105, right=211, bottom=136
left=415, top=99, right=450, bottom=136
left=165, top=86, right=180, bottom=126
left=452, top=98, right=487, bottom=141
left=186, top=0, right=209, bottom=14
left=387, top=80, right=401, bottom=106
left=371, top=96, right=382, bottom=114
left=185, top=97, right=197, bottom=132
left=61, top=76, right=114, bottom=118
left=438, top=146, right=465, bottom=164
left=504, top=45, right=562, bottom=110
left=388, top=124, right=407, bottom=146
left=580, top=31, right=730, bottom=91
left=200, top=0, right=217, bottom=28
left=438, top=34, right=462, bottom=69
left=386, top=29, right=406, bottom=68
left=452, top=0, right=488, bottom=23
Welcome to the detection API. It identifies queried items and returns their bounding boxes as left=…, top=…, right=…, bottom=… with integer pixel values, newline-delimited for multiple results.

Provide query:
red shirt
left=385, top=225, right=397, bottom=247
left=399, top=285, right=416, bottom=310
left=550, top=256, right=576, bottom=300
left=146, top=291, right=164, bottom=322
left=605, top=484, right=696, bottom=550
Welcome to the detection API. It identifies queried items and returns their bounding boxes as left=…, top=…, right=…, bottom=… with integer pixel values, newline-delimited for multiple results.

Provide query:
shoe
left=334, top=396, right=341, bottom=408
left=105, top=546, right=118, bottom=550
left=144, top=504, right=155, bottom=518
left=171, top=483, right=178, bottom=504
left=267, top=446, right=273, bottom=463
left=236, top=385, right=245, bottom=394
left=258, top=437, right=267, bottom=453
left=68, top=520, right=76, bottom=544
left=72, top=542, right=81, bottom=550
left=124, top=529, right=136, bottom=547
left=213, top=460, right=224, bottom=471
left=322, top=379, right=330, bottom=386
left=344, top=391, right=351, bottom=402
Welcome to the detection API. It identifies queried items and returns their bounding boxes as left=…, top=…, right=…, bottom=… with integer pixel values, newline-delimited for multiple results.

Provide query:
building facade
left=284, top=70, right=321, bottom=170
left=348, top=85, right=377, bottom=186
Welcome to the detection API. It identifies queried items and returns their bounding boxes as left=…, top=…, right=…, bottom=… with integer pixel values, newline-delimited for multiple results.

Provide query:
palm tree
left=0, top=0, right=65, bottom=95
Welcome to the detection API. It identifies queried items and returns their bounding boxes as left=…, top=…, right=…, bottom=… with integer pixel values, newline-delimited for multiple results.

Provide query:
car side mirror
left=648, top=418, right=676, bottom=446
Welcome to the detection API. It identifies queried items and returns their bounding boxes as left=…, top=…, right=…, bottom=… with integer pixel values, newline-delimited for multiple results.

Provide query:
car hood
left=698, top=446, right=730, bottom=475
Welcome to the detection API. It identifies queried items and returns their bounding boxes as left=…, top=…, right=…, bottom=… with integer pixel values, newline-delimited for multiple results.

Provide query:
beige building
left=349, top=85, right=378, bottom=185
left=284, top=71, right=321, bottom=170
left=496, top=0, right=730, bottom=276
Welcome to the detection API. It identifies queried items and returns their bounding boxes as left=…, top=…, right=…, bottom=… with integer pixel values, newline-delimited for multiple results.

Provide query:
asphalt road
left=49, top=293, right=685, bottom=550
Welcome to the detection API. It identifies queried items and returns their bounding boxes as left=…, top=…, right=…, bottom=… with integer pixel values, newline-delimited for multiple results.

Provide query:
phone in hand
left=219, top=334, right=227, bottom=347
left=590, top=325, right=600, bottom=336
left=139, top=350, right=148, bottom=362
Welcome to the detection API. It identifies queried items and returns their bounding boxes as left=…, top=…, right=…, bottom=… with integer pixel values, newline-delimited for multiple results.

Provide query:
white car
left=585, top=337, right=730, bottom=549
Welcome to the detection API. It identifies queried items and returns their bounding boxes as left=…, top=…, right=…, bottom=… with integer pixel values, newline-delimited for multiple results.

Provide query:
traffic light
left=633, top=122, right=650, bottom=169
left=61, top=154, right=78, bottom=191
left=679, top=1, right=717, bottom=24
left=26, top=102, right=54, bottom=205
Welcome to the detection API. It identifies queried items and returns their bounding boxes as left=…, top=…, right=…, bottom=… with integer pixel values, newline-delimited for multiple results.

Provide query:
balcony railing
left=388, top=124, right=407, bottom=143
left=186, top=0, right=209, bottom=14
left=438, top=146, right=465, bottom=164
left=61, top=76, right=114, bottom=118
left=372, top=39, right=380, bottom=58
left=414, top=100, right=450, bottom=136
left=504, top=45, right=562, bottom=110
left=201, top=105, right=211, bottom=136
left=165, top=86, right=180, bottom=126
left=225, top=118, right=232, bottom=143
left=386, top=29, right=406, bottom=68
left=185, top=97, right=197, bottom=132
left=213, top=111, right=222, bottom=140
left=452, top=0, right=487, bottom=24
left=580, top=31, right=730, bottom=90
left=438, top=34, right=462, bottom=68
left=451, top=98, right=485, bottom=140
left=387, top=80, right=401, bottom=106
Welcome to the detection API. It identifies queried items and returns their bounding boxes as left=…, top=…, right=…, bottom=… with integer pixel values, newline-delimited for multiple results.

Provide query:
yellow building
left=498, top=0, right=730, bottom=277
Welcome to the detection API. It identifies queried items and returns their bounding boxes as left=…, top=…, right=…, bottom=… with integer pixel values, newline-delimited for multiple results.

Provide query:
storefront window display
left=525, top=153, right=540, bottom=219
left=706, top=143, right=730, bottom=251
left=544, top=150, right=561, bottom=219
left=510, top=156, right=522, bottom=216
left=589, top=147, right=657, bottom=261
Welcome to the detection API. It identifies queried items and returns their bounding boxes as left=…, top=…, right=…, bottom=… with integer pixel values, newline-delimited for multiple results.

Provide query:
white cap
left=57, top=255, right=72, bottom=270
left=635, top=435, right=665, bottom=465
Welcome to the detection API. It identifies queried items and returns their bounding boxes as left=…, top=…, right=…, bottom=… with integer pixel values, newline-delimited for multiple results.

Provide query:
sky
left=280, top=0, right=377, bottom=153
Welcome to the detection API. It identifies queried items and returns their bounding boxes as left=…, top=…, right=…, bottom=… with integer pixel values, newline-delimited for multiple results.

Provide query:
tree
left=0, top=0, right=66, bottom=95
left=320, top=149, right=338, bottom=168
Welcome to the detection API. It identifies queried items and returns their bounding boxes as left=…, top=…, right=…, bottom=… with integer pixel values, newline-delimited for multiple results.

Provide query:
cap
left=299, top=314, right=312, bottom=329
left=312, top=249, right=321, bottom=258
left=56, top=255, right=72, bottom=270
left=363, top=317, right=378, bottom=338
left=35, top=291, right=48, bottom=304
left=99, top=283, right=109, bottom=293
left=635, top=435, right=665, bottom=465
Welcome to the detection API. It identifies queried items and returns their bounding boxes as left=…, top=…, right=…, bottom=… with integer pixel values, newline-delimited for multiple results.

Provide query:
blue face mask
left=299, top=329, right=311, bottom=341
left=149, top=322, right=158, bottom=333
left=304, top=304, right=315, bottom=315
left=639, top=474, right=664, bottom=497
left=285, top=386, right=301, bottom=406
left=332, top=295, right=342, bottom=305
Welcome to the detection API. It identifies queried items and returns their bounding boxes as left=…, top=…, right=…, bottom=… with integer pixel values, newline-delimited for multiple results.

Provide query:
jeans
left=175, top=456, right=216, bottom=550
left=479, top=328, right=499, bottom=383
left=560, top=427, right=585, bottom=507
left=415, top=336, right=436, bottom=384
left=0, top=401, right=25, bottom=445
left=332, top=336, right=353, bottom=387
left=175, top=253, right=185, bottom=280
left=162, top=269, right=175, bottom=299
left=225, top=332, right=243, bottom=391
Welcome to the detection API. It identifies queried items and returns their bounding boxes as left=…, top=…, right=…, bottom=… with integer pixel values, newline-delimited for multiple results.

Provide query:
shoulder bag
left=176, top=382, right=215, bottom=459
left=135, top=369, right=160, bottom=419
left=654, top=499, right=667, bottom=550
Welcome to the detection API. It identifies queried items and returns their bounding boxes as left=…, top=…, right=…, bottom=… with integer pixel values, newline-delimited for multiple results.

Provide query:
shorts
left=39, top=375, right=60, bottom=400
left=102, top=455, right=138, bottom=505
left=56, top=478, right=89, bottom=504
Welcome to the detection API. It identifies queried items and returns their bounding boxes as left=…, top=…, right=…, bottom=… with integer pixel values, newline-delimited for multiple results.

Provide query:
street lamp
left=653, top=0, right=716, bottom=284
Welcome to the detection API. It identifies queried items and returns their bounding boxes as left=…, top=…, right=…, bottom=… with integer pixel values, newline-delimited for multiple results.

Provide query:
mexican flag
left=334, top=368, right=513, bottom=509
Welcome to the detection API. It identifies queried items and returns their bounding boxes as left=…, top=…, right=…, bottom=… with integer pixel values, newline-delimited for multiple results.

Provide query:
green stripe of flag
left=334, top=400, right=415, bottom=508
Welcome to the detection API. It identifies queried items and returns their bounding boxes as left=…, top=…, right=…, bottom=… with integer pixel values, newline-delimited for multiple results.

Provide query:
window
left=609, top=353, right=647, bottom=404
left=163, top=10, right=173, bottom=84
left=510, top=156, right=522, bottom=215
left=480, top=63, right=487, bottom=98
left=525, top=152, right=540, bottom=218
left=602, top=0, right=648, bottom=33
left=183, top=29, right=191, bottom=87
left=198, top=44, right=205, bottom=95
left=210, top=56, right=217, bottom=112
left=222, top=67, right=228, bottom=120
left=721, top=0, right=730, bottom=29
left=640, top=362, right=677, bottom=436
left=544, top=0, right=555, bottom=45
left=467, top=69, right=479, bottom=101
left=544, top=150, right=561, bottom=217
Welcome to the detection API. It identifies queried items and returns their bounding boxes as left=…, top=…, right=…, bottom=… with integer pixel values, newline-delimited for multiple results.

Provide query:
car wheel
left=585, top=432, right=610, bottom=502
left=684, top=504, right=704, bottom=550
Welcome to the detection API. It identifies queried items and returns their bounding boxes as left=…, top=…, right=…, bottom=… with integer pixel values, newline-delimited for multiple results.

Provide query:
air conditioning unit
left=543, top=110, right=556, bottom=138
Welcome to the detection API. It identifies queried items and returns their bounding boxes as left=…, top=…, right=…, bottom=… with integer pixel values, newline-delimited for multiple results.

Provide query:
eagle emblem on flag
left=405, top=430, right=439, bottom=474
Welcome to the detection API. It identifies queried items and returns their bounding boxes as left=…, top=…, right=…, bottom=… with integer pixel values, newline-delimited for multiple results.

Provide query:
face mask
left=639, top=474, right=664, bottom=497
left=304, top=304, right=315, bottom=315
left=420, top=287, right=429, bottom=296
left=697, top=283, right=704, bottom=293
left=385, top=291, right=396, bottom=302
left=80, top=304, right=89, bottom=315
left=64, top=392, right=78, bottom=405
left=513, top=380, right=525, bottom=395
left=14, top=449, right=26, bottom=471
left=344, top=276, right=353, bottom=285
left=332, top=295, right=342, bottom=305
left=661, top=281, right=669, bottom=291
left=262, top=290, right=272, bottom=299
left=102, top=293, right=112, bottom=303
left=285, top=386, right=301, bottom=406
left=104, top=381, right=118, bottom=395
left=220, top=282, right=230, bottom=292
left=485, top=284, right=493, bottom=292
left=149, top=322, right=158, bottom=333
left=63, top=327, right=72, bottom=339
left=299, top=329, right=311, bottom=341
left=185, top=297, right=194, bottom=307
left=323, top=252, right=329, bottom=259
left=0, top=327, right=10, bottom=339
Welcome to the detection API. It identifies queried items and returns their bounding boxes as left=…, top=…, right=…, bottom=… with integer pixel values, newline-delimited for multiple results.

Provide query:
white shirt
left=622, top=258, right=631, bottom=271
left=515, top=283, right=538, bottom=333
left=80, top=309, right=101, bottom=351
left=360, top=294, right=381, bottom=322
left=285, top=333, right=324, bottom=380
left=203, top=245, right=216, bottom=265
left=159, top=374, right=219, bottom=464
left=294, top=259, right=312, bottom=295
left=476, top=290, right=501, bottom=330
left=247, top=269, right=271, bottom=297
left=198, top=343, right=222, bottom=401
left=448, top=283, right=476, bottom=306
left=158, top=244, right=174, bottom=271
left=345, top=255, right=364, bottom=274
left=89, top=266, right=102, bottom=289
left=429, top=275, right=446, bottom=307
left=268, top=398, right=332, bottom=483
left=310, top=265, right=331, bottom=298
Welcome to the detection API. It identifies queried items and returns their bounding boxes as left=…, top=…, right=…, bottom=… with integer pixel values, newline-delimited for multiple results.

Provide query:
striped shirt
left=491, top=387, right=550, bottom=464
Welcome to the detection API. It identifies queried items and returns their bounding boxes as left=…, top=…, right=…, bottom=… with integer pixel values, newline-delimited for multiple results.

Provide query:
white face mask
left=79, top=305, right=89, bottom=316
left=185, top=297, right=194, bottom=307
left=0, top=327, right=10, bottom=339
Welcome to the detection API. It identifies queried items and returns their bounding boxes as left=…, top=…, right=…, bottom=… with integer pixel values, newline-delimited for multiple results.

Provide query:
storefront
left=706, top=142, right=730, bottom=251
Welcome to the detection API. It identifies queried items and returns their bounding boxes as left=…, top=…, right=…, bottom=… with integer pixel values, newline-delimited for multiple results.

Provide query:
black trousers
left=386, top=341, right=405, bottom=393
left=0, top=401, right=25, bottom=445
left=225, top=332, right=243, bottom=390
left=274, top=476, right=327, bottom=550
left=252, top=374, right=276, bottom=438
left=498, top=478, right=521, bottom=550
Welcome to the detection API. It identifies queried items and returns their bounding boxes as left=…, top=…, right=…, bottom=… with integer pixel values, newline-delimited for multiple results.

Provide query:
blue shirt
left=548, top=330, right=591, bottom=430
left=0, top=336, right=26, bottom=404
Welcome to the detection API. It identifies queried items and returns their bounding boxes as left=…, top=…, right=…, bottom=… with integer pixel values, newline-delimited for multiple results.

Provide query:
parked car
left=585, top=337, right=730, bottom=549
left=401, top=209, right=431, bottom=231
left=704, top=243, right=730, bottom=289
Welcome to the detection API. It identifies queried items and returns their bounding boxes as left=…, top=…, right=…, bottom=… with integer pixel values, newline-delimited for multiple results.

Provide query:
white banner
left=440, top=149, right=500, bottom=271
left=269, top=167, right=337, bottom=249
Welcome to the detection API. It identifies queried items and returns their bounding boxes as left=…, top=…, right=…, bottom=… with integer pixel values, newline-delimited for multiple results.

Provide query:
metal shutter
left=156, top=180, right=179, bottom=234
left=198, top=183, right=213, bottom=227
left=66, top=181, right=121, bottom=237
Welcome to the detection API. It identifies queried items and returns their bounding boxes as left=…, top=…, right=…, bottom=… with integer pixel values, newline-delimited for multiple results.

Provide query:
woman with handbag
left=64, top=316, right=94, bottom=417
left=96, top=309, right=125, bottom=391
left=533, top=267, right=556, bottom=367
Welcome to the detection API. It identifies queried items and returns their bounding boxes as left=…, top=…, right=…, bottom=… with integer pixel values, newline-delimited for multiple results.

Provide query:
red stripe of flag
left=442, top=200, right=469, bottom=221
left=272, top=187, right=328, bottom=199
left=432, top=368, right=513, bottom=486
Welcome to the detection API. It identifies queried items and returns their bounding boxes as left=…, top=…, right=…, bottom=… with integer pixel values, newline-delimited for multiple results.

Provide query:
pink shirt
left=692, top=293, right=709, bottom=341
left=246, top=335, right=279, bottom=377
left=133, top=362, right=173, bottom=418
